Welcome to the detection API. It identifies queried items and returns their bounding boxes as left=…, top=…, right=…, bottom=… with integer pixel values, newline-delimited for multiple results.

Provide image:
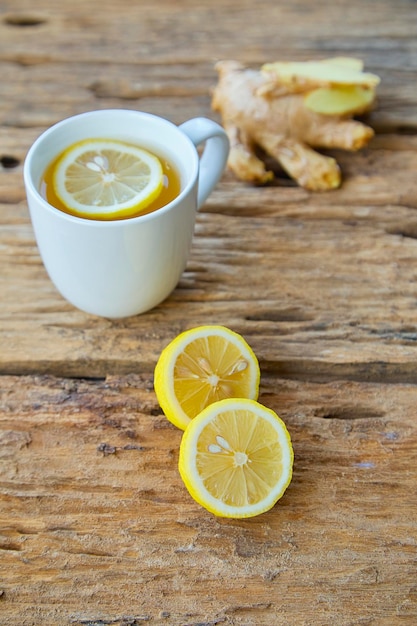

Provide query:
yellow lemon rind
left=178, top=397, right=293, bottom=518
left=153, top=325, right=261, bottom=431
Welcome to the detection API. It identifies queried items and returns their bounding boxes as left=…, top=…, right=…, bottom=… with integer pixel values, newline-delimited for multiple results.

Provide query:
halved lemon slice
left=154, top=325, right=260, bottom=430
left=53, top=138, right=164, bottom=219
left=179, top=398, right=293, bottom=518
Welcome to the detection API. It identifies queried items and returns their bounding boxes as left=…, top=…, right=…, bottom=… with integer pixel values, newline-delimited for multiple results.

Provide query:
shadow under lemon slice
left=52, top=138, right=164, bottom=220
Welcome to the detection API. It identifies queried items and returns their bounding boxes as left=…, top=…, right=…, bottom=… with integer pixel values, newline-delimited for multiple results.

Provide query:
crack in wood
left=0, top=155, right=20, bottom=169
left=3, top=13, right=47, bottom=27
left=246, top=308, right=315, bottom=323
left=386, top=225, right=417, bottom=239
left=261, top=358, right=417, bottom=385
left=71, top=615, right=151, bottom=626
left=314, top=406, right=385, bottom=420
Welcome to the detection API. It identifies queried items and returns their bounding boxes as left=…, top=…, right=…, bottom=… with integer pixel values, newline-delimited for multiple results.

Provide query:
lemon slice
left=154, top=325, right=260, bottom=430
left=179, top=398, right=293, bottom=518
left=53, top=138, right=164, bottom=219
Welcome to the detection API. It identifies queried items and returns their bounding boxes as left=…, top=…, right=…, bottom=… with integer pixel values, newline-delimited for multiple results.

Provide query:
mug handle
left=179, top=117, right=229, bottom=209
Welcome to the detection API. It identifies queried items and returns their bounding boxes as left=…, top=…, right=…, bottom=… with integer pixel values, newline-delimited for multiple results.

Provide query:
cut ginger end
left=261, top=57, right=381, bottom=90
left=304, top=85, right=376, bottom=116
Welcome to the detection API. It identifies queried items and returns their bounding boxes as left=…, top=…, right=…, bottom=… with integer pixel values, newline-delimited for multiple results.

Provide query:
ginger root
left=211, top=58, right=380, bottom=191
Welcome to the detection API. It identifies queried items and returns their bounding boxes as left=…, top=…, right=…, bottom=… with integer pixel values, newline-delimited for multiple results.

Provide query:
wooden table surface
left=1, top=1, right=417, bottom=624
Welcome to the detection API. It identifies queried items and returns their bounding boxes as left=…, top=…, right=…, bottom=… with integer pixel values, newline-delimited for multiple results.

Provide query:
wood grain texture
left=1, top=0, right=417, bottom=624
left=1, top=374, right=417, bottom=625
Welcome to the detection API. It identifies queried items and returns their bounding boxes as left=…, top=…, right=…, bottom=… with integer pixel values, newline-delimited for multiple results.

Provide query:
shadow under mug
left=23, top=109, right=229, bottom=318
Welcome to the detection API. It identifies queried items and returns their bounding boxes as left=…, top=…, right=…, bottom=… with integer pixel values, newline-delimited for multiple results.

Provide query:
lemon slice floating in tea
left=179, top=398, right=294, bottom=518
left=52, top=138, right=164, bottom=219
left=154, top=325, right=260, bottom=430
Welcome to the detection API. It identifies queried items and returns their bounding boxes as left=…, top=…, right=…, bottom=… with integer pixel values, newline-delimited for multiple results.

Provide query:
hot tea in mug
left=40, top=138, right=181, bottom=221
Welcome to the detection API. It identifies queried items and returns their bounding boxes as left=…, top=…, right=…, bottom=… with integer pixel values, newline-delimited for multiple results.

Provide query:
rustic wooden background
left=1, top=0, right=417, bottom=624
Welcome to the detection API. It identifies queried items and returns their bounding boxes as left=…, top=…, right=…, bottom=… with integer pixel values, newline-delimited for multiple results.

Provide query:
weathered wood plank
left=0, top=373, right=416, bottom=625
left=2, top=135, right=417, bottom=379
left=0, top=0, right=416, bottom=129
left=0, top=61, right=415, bottom=131
left=1, top=0, right=416, bottom=67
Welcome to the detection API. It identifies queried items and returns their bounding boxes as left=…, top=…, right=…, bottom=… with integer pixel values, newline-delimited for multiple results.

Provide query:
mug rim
left=23, top=108, right=200, bottom=226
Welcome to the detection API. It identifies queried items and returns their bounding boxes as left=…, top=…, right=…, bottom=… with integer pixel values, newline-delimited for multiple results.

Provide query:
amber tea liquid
left=41, top=140, right=181, bottom=220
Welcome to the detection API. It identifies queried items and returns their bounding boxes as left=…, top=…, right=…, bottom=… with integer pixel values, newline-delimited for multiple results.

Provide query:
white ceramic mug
left=23, top=109, right=229, bottom=318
